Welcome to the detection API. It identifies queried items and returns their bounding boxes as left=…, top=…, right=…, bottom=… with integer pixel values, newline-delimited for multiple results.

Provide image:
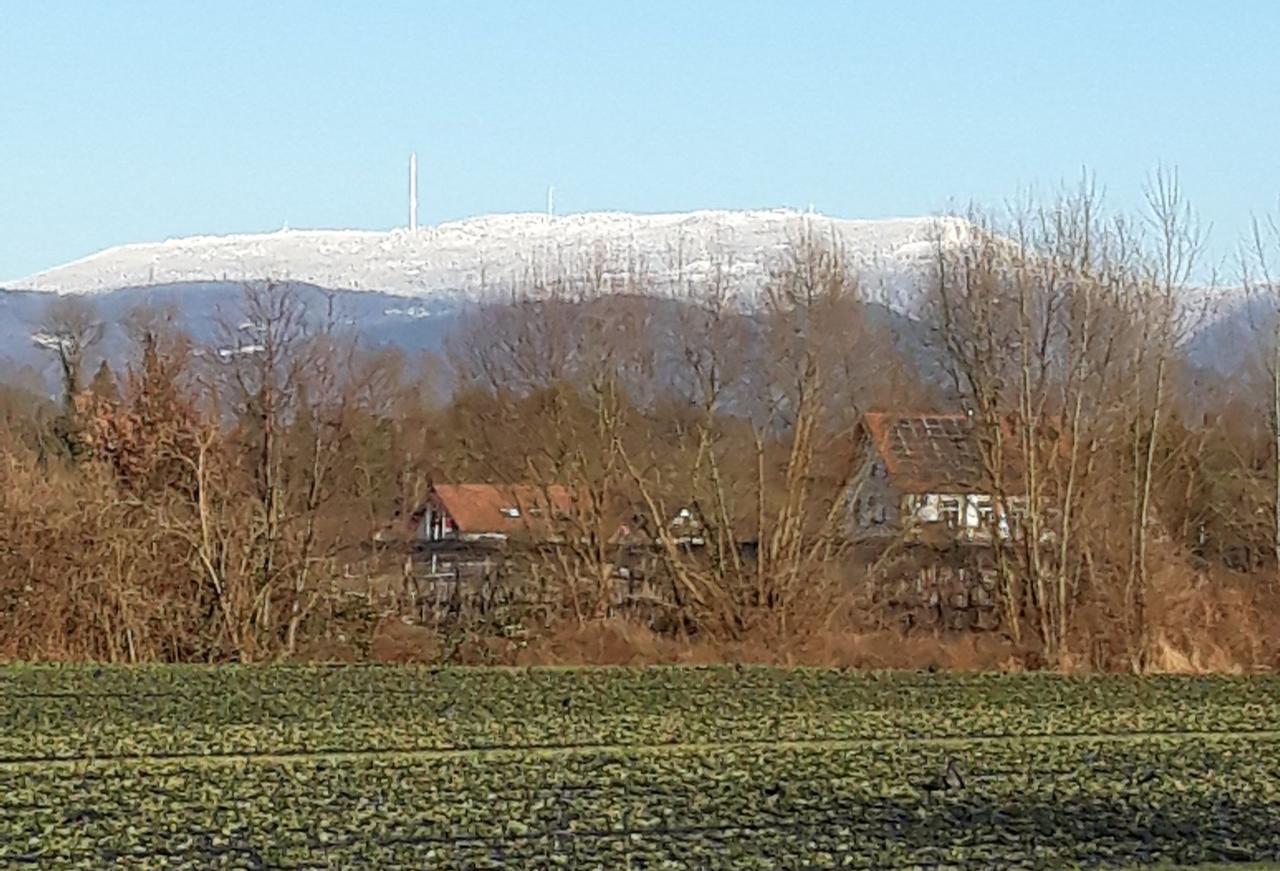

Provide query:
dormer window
left=501, top=507, right=521, bottom=518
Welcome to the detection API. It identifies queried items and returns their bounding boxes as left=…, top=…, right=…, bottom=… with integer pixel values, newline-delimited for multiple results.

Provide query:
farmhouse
left=848, top=412, right=1026, bottom=544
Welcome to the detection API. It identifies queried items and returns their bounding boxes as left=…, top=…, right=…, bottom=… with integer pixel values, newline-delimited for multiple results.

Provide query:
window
left=938, top=496, right=962, bottom=528
left=977, top=502, right=996, bottom=529
left=427, top=509, right=453, bottom=541
left=500, top=507, right=521, bottom=519
left=857, top=498, right=870, bottom=525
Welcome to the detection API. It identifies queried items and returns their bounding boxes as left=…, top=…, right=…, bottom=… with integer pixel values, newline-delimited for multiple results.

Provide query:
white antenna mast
left=546, top=184, right=555, bottom=220
left=409, top=152, right=419, bottom=232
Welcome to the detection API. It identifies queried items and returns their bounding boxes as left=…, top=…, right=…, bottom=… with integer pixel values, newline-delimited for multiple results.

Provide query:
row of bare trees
left=0, top=285, right=411, bottom=661
left=927, top=172, right=1280, bottom=668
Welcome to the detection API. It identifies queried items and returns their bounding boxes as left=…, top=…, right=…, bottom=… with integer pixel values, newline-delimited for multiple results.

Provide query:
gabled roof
left=426, top=484, right=579, bottom=538
left=862, top=412, right=1010, bottom=493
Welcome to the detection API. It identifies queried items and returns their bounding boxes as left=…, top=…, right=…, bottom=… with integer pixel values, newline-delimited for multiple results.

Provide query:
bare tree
left=200, top=282, right=371, bottom=656
left=1124, top=167, right=1208, bottom=665
left=1241, top=208, right=1280, bottom=585
left=926, top=177, right=1181, bottom=665
left=36, top=296, right=104, bottom=409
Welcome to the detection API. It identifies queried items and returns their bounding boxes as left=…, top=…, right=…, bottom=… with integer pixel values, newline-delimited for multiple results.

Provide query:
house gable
left=848, top=413, right=1027, bottom=542
left=846, top=438, right=901, bottom=537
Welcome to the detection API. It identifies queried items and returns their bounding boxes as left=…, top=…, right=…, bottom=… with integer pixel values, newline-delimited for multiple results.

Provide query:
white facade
left=902, top=493, right=1015, bottom=540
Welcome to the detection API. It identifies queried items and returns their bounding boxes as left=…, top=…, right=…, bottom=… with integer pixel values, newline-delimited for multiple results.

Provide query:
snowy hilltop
left=5, top=209, right=970, bottom=313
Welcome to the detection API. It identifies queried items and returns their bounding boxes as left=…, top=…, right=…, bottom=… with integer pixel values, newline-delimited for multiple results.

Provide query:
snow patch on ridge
left=5, top=209, right=970, bottom=313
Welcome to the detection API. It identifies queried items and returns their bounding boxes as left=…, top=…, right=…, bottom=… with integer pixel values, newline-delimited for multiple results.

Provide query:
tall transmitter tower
left=409, top=152, right=419, bottom=232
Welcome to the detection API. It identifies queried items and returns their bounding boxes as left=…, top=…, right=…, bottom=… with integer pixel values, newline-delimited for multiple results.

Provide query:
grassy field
left=2, top=666, right=1279, bottom=868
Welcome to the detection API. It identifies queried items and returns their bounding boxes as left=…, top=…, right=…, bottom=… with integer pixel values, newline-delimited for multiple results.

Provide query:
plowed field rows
left=2, top=666, right=1277, bottom=868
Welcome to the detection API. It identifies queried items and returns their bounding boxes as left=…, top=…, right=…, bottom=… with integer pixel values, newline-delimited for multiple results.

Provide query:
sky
left=2, top=1, right=1279, bottom=280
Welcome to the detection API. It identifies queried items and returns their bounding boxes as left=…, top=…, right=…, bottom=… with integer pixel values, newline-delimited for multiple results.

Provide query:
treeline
left=2, top=174, right=1279, bottom=669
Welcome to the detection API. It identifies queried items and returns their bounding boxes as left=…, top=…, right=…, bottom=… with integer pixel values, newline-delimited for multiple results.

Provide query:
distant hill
left=0, top=208, right=1248, bottom=388
left=0, top=279, right=943, bottom=399
left=0, top=282, right=462, bottom=386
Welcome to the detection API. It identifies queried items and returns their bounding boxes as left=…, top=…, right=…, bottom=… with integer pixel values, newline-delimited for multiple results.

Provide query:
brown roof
left=428, top=484, right=580, bottom=537
left=862, top=412, right=1006, bottom=493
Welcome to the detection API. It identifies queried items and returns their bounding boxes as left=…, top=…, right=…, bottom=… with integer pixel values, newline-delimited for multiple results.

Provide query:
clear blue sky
left=2, top=1, right=1279, bottom=279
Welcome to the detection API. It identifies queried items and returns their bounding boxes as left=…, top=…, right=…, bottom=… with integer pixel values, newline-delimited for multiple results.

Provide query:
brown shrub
left=1141, top=562, right=1280, bottom=674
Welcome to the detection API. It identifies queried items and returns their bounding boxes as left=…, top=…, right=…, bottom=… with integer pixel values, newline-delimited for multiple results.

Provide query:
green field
left=2, top=666, right=1279, bottom=868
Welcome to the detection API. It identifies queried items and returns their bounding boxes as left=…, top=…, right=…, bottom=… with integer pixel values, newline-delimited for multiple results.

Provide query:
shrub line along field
left=3, top=666, right=1280, bottom=869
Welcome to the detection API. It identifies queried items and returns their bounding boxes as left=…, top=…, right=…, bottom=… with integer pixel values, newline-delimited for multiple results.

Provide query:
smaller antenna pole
left=546, top=184, right=555, bottom=220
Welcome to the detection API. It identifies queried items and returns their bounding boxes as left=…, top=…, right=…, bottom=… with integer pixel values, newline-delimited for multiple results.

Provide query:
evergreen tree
left=89, top=360, right=120, bottom=404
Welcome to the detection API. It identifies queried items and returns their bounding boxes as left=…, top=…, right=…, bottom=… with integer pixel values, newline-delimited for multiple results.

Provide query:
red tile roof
left=428, top=484, right=579, bottom=537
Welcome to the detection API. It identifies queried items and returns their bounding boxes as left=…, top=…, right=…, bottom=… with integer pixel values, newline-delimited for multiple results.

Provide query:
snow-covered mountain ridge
left=6, top=209, right=970, bottom=311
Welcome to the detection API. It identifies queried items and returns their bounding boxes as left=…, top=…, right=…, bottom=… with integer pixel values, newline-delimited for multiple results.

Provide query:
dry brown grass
left=358, top=616, right=1028, bottom=670
left=367, top=617, right=441, bottom=663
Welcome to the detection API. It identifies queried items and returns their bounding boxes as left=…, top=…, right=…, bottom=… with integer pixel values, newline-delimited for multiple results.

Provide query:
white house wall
left=901, top=492, right=1018, bottom=540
